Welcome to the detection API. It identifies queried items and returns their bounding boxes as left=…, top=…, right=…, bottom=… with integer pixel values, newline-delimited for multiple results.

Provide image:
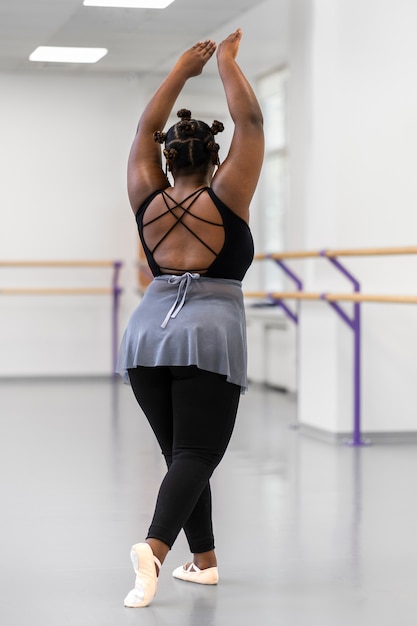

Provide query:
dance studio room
left=1, top=1, right=417, bottom=624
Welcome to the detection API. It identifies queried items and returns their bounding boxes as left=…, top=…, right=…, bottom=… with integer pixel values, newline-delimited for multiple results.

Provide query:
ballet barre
left=1, top=288, right=113, bottom=295
left=254, top=244, right=417, bottom=261
left=245, top=291, right=417, bottom=304
left=248, top=246, right=417, bottom=446
left=0, top=260, right=123, bottom=373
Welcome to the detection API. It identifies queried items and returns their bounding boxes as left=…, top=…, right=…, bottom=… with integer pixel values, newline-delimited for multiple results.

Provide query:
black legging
left=128, top=365, right=241, bottom=553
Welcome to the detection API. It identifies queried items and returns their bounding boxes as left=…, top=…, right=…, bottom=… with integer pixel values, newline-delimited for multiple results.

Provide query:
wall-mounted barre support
left=111, top=261, right=123, bottom=375
left=266, top=254, right=304, bottom=324
left=321, top=253, right=363, bottom=446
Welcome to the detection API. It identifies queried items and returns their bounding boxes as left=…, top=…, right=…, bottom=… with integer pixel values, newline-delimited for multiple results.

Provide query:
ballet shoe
left=124, top=543, right=161, bottom=608
left=172, top=562, right=219, bottom=585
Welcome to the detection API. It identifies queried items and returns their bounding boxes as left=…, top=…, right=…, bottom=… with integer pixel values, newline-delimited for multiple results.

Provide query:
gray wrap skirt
left=116, top=273, right=248, bottom=392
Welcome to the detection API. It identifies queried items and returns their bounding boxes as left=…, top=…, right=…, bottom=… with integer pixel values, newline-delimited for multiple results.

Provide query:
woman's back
left=137, top=186, right=254, bottom=280
left=140, top=187, right=225, bottom=275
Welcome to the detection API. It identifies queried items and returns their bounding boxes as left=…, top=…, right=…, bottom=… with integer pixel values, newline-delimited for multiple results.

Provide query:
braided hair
left=154, top=109, right=224, bottom=174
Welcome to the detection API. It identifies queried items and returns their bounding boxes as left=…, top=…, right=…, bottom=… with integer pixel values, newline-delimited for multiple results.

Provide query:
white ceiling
left=0, top=0, right=289, bottom=78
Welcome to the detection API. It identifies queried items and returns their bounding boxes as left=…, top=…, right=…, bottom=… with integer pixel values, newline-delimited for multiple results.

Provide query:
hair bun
left=178, top=120, right=195, bottom=135
left=163, top=147, right=178, bottom=161
left=211, top=120, right=224, bottom=135
left=177, top=109, right=192, bottom=120
left=153, top=130, right=167, bottom=144
left=206, top=140, right=220, bottom=153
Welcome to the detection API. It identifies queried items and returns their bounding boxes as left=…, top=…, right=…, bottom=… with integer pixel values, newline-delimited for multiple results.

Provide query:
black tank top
left=136, top=187, right=254, bottom=281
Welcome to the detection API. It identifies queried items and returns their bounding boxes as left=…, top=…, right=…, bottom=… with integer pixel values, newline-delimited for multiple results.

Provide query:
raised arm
left=212, top=29, right=264, bottom=223
left=127, top=40, right=217, bottom=213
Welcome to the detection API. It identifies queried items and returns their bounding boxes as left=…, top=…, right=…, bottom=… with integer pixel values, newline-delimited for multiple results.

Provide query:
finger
left=192, top=40, right=210, bottom=50
left=199, top=42, right=216, bottom=60
left=227, top=28, right=242, bottom=41
left=199, top=39, right=213, bottom=48
left=203, top=41, right=216, bottom=54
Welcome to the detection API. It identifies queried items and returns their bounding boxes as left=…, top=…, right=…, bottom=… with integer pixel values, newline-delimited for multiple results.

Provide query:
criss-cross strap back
left=141, top=187, right=225, bottom=274
left=136, top=186, right=254, bottom=281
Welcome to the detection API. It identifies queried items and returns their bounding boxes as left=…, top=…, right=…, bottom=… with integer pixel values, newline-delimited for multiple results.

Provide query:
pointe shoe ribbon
left=172, top=562, right=219, bottom=585
left=124, top=543, right=162, bottom=608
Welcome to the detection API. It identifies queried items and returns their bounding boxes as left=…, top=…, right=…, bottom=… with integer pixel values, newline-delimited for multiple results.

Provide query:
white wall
left=289, top=0, right=417, bottom=436
left=0, top=1, right=284, bottom=379
left=0, top=73, right=137, bottom=375
left=0, top=71, right=228, bottom=376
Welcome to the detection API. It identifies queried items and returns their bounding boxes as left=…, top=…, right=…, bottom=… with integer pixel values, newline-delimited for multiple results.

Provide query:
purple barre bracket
left=268, top=255, right=303, bottom=324
left=321, top=251, right=369, bottom=446
left=111, top=261, right=123, bottom=375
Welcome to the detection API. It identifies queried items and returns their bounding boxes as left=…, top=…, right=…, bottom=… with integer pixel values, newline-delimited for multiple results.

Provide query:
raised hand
left=175, top=39, right=217, bottom=79
left=216, top=28, right=242, bottom=63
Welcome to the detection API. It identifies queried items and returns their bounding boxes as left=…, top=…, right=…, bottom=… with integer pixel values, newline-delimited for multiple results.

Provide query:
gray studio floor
left=1, top=376, right=417, bottom=626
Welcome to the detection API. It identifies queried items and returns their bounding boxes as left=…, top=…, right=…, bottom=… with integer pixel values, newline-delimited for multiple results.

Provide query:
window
left=253, top=69, right=289, bottom=292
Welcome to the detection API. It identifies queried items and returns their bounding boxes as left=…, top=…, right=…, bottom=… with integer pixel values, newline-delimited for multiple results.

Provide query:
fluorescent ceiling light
left=29, top=47, right=108, bottom=63
left=83, top=0, right=175, bottom=7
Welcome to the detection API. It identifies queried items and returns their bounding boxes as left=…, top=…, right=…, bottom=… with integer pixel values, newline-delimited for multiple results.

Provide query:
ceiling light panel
left=83, top=0, right=175, bottom=7
left=29, top=47, right=108, bottom=64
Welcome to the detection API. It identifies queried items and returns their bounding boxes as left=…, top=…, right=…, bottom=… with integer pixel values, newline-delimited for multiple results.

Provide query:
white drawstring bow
left=160, top=272, right=200, bottom=329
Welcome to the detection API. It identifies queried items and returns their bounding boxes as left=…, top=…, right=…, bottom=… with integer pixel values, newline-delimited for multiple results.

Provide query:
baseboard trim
left=298, top=422, right=417, bottom=445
